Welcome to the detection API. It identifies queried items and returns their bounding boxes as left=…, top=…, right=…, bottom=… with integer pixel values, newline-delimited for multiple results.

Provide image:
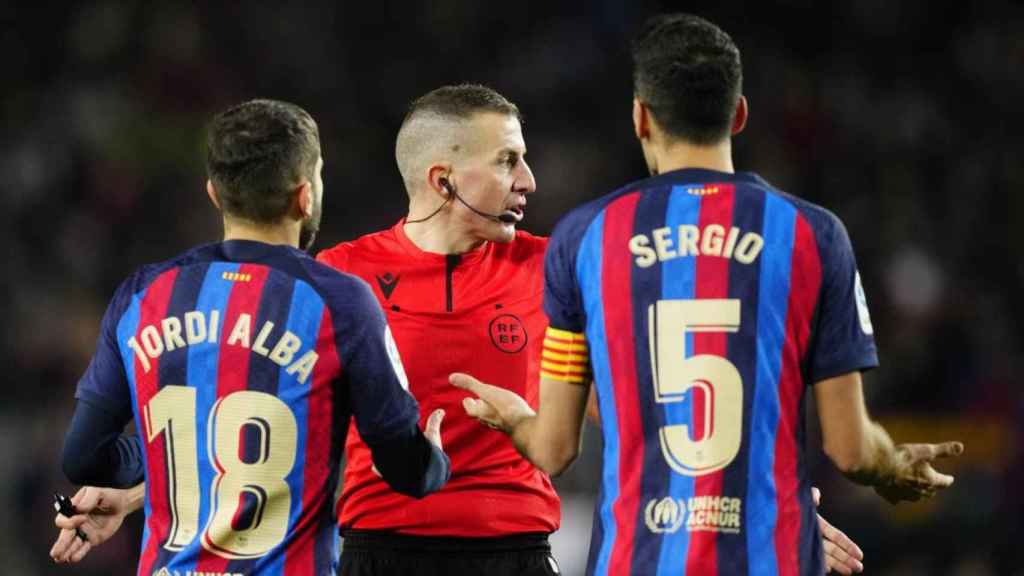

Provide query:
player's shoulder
left=118, top=243, right=218, bottom=298
left=99, top=244, right=219, bottom=320
left=753, top=177, right=848, bottom=239
left=300, top=256, right=376, bottom=301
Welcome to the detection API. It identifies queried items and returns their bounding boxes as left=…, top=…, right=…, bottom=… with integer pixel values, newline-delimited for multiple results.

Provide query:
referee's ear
left=731, top=96, right=748, bottom=136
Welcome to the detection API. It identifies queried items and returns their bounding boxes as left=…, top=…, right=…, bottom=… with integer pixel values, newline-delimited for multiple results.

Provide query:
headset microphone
left=440, top=178, right=519, bottom=224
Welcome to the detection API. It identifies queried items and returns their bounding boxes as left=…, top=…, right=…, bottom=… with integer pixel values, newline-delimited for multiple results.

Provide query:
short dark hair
left=206, top=99, right=320, bottom=223
left=404, top=83, right=521, bottom=124
left=631, top=14, right=742, bottom=145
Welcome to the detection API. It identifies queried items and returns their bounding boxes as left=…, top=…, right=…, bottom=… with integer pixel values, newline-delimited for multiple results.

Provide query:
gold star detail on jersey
left=686, top=186, right=720, bottom=196
left=222, top=271, right=252, bottom=282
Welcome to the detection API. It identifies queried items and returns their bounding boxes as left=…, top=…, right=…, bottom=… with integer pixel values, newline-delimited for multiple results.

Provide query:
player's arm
left=62, top=400, right=143, bottom=487
left=815, top=371, right=962, bottom=503
left=451, top=371, right=588, bottom=477
left=809, top=212, right=962, bottom=503
left=62, top=278, right=144, bottom=488
left=333, top=276, right=450, bottom=498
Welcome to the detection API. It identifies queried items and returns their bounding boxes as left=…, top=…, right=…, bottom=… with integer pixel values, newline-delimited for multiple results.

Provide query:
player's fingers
left=932, top=441, right=964, bottom=459
left=55, top=512, right=88, bottom=530
left=61, top=535, right=85, bottom=563
left=426, top=408, right=445, bottom=433
left=450, top=372, right=504, bottom=404
left=424, top=409, right=445, bottom=449
left=449, top=372, right=485, bottom=393
left=823, top=539, right=858, bottom=575
left=71, top=486, right=88, bottom=507
left=462, top=397, right=494, bottom=420
left=904, top=441, right=963, bottom=463
left=75, top=486, right=102, bottom=512
left=462, top=396, right=480, bottom=416
left=818, top=513, right=864, bottom=562
left=50, top=528, right=75, bottom=562
left=462, top=398, right=503, bottom=431
left=69, top=539, right=93, bottom=563
left=811, top=486, right=821, bottom=507
left=920, top=465, right=955, bottom=489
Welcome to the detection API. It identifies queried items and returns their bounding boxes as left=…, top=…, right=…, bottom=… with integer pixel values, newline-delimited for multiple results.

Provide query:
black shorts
left=338, top=530, right=561, bottom=576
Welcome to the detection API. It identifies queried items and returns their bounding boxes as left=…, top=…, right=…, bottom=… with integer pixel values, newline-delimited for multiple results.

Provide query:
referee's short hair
left=395, top=84, right=521, bottom=195
left=403, top=84, right=520, bottom=125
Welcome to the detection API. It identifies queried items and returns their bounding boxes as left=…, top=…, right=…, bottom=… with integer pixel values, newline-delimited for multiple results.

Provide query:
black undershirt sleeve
left=363, top=421, right=450, bottom=499
left=61, top=398, right=145, bottom=488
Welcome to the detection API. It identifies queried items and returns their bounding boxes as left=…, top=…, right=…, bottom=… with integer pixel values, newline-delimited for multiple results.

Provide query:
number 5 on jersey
left=649, top=299, right=742, bottom=477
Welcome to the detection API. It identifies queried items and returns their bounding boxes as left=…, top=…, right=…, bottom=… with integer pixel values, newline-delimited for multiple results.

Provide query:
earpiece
left=408, top=175, right=518, bottom=225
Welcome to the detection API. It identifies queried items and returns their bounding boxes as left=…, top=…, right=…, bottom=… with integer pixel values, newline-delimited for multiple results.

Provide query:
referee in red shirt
left=318, top=85, right=559, bottom=575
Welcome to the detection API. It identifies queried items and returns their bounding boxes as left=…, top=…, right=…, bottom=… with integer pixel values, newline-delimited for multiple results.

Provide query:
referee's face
left=453, top=112, right=536, bottom=244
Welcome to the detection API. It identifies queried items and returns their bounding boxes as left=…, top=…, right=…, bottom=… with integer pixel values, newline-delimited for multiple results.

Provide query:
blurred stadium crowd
left=2, top=1, right=1021, bottom=574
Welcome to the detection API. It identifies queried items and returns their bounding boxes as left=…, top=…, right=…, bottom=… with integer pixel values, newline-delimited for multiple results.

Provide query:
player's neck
left=222, top=218, right=299, bottom=248
left=403, top=213, right=485, bottom=255
left=652, top=139, right=734, bottom=175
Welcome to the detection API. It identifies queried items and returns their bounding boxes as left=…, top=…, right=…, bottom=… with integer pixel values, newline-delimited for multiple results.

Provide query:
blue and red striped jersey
left=544, top=169, right=878, bottom=576
left=75, top=240, right=421, bottom=576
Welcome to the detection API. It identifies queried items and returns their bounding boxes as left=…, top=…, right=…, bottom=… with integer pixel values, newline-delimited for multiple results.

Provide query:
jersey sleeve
left=330, top=276, right=421, bottom=442
left=543, top=214, right=586, bottom=333
left=75, top=278, right=136, bottom=417
left=808, top=214, right=879, bottom=383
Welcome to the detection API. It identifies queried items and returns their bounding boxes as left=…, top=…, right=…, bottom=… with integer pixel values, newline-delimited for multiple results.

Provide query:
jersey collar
left=648, top=167, right=769, bottom=188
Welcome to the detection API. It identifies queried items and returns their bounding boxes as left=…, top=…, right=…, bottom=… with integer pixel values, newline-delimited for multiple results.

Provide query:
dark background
left=2, top=1, right=1021, bottom=574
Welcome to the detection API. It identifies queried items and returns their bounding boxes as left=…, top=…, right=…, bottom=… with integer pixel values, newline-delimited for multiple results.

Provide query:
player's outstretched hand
left=876, top=441, right=963, bottom=504
left=812, top=487, right=864, bottom=574
left=450, top=372, right=536, bottom=433
left=50, top=486, right=133, bottom=564
left=424, top=409, right=445, bottom=450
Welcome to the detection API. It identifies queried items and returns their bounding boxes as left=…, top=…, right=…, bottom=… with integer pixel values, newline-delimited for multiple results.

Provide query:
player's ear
left=731, top=96, right=748, bottom=136
left=295, top=180, right=313, bottom=219
left=206, top=180, right=222, bottom=210
left=632, top=97, right=650, bottom=141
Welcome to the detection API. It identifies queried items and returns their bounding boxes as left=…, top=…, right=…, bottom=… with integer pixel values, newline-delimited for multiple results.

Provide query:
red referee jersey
left=317, top=220, right=560, bottom=536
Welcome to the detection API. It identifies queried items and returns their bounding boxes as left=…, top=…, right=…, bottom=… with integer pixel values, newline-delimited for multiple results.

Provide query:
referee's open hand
left=450, top=372, right=536, bottom=434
